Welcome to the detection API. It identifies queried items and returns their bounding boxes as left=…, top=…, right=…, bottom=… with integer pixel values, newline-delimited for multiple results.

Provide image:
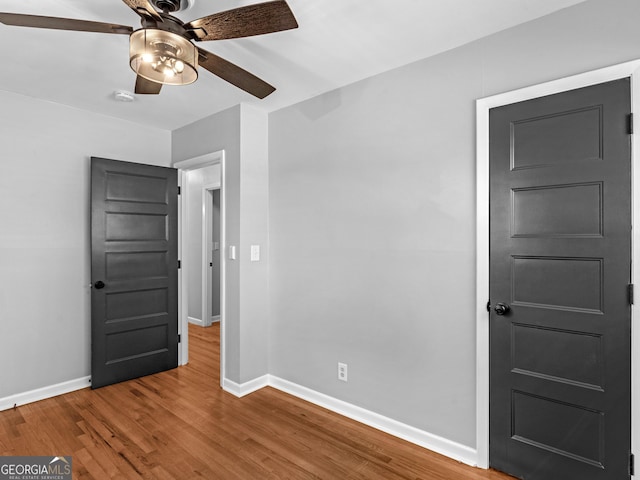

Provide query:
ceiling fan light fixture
left=129, top=29, right=198, bottom=86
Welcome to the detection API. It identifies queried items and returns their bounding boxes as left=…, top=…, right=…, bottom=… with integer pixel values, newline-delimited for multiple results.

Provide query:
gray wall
left=0, top=91, right=170, bottom=399
left=268, top=0, right=640, bottom=448
left=172, top=104, right=269, bottom=383
left=3, top=0, right=637, bottom=455
left=173, top=105, right=242, bottom=380
left=238, top=104, right=270, bottom=382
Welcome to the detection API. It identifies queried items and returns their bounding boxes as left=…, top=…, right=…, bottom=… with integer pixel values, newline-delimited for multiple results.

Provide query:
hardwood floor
left=0, top=324, right=515, bottom=479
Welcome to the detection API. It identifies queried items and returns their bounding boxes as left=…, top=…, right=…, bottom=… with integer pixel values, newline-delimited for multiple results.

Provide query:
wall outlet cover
left=338, top=362, right=348, bottom=382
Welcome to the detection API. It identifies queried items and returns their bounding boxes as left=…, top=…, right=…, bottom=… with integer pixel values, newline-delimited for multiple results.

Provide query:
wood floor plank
left=0, top=323, right=515, bottom=479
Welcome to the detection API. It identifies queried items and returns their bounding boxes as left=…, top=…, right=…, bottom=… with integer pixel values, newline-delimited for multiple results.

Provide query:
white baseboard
left=269, top=376, right=478, bottom=467
left=222, top=375, right=269, bottom=397
left=221, top=374, right=477, bottom=467
left=0, top=376, right=91, bottom=412
left=188, top=316, right=205, bottom=326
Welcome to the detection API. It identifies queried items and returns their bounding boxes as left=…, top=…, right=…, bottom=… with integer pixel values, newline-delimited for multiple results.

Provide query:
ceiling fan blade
left=185, top=0, right=298, bottom=41
left=121, top=0, right=162, bottom=21
left=197, top=47, right=275, bottom=99
left=135, top=76, right=163, bottom=95
left=0, top=12, right=132, bottom=34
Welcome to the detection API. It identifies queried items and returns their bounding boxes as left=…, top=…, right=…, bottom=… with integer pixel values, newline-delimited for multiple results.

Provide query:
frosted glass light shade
left=130, top=29, right=198, bottom=86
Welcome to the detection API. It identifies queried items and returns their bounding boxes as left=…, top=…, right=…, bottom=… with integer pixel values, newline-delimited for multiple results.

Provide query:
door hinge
left=630, top=452, right=635, bottom=476
left=629, top=113, right=634, bottom=135
left=178, top=334, right=181, bottom=344
left=178, top=260, right=181, bottom=269
left=486, top=300, right=491, bottom=312
left=629, top=284, right=634, bottom=305
left=177, top=186, right=181, bottom=195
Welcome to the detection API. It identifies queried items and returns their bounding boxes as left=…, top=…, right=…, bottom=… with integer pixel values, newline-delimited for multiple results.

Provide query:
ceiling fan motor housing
left=152, top=0, right=183, bottom=13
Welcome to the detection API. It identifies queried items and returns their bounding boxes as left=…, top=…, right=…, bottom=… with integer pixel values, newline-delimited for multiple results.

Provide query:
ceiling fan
left=0, top=0, right=298, bottom=98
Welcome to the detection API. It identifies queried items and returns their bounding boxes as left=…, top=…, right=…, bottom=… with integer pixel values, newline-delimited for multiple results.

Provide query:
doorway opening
left=204, top=187, right=221, bottom=326
left=174, top=151, right=226, bottom=386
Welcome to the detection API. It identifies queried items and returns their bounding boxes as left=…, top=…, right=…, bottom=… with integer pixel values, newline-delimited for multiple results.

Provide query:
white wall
left=0, top=91, right=170, bottom=399
left=268, top=0, right=640, bottom=449
left=186, top=164, right=221, bottom=323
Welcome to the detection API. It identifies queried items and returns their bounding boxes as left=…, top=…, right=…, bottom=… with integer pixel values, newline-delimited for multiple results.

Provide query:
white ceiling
left=0, top=0, right=587, bottom=130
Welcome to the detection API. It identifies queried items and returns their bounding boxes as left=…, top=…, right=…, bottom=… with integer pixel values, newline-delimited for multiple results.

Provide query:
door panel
left=91, top=157, right=178, bottom=389
left=489, top=79, right=631, bottom=480
left=510, top=105, right=602, bottom=168
left=511, top=182, right=603, bottom=237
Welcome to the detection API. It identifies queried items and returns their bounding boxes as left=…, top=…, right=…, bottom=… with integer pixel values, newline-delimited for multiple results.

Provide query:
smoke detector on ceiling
left=113, top=90, right=135, bottom=102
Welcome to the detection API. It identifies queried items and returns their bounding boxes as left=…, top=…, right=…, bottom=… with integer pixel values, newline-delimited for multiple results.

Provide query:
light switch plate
left=228, top=245, right=236, bottom=260
left=250, top=245, right=260, bottom=262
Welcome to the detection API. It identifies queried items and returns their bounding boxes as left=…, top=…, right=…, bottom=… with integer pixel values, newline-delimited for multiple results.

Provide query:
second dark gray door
left=91, top=157, right=179, bottom=389
left=489, top=79, right=631, bottom=479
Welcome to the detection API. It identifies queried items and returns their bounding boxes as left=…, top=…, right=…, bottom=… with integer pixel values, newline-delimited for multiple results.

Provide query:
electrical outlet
left=338, top=362, right=348, bottom=382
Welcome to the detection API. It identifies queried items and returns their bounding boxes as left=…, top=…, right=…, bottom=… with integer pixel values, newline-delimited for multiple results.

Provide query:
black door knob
left=94, top=281, right=105, bottom=290
left=494, top=303, right=510, bottom=316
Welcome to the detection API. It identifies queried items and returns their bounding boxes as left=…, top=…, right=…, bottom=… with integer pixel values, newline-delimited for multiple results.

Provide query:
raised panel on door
left=489, top=79, right=631, bottom=480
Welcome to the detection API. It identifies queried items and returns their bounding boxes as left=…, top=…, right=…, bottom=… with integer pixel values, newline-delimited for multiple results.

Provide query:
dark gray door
left=91, top=157, right=178, bottom=389
left=489, top=79, right=631, bottom=480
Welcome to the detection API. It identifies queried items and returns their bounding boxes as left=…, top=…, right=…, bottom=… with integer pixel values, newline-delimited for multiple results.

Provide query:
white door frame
left=175, top=151, right=226, bottom=386
left=476, top=60, right=640, bottom=469
left=202, top=185, right=221, bottom=327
